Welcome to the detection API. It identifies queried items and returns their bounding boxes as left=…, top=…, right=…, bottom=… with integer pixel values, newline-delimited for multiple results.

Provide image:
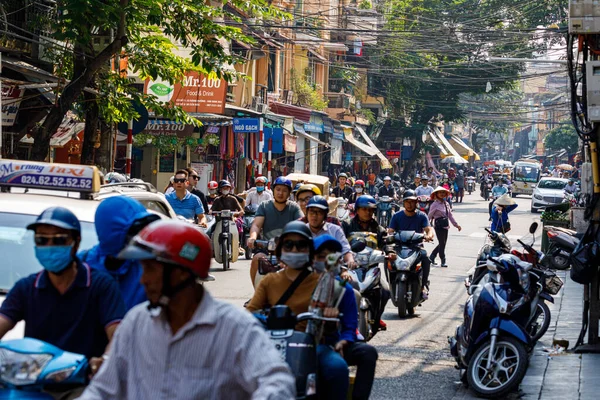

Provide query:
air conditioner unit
left=256, top=103, right=269, bottom=114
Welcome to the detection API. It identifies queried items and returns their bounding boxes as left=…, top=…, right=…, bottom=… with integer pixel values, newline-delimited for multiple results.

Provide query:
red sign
left=386, top=150, right=401, bottom=158
left=145, top=71, right=227, bottom=114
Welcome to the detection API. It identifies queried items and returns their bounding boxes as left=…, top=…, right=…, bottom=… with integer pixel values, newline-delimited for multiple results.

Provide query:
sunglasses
left=35, top=234, right=71, bottom=246
left=282, top=239, right=310, bottom=252
left=173, top=178, right=187, bottom=183
left=190, top=175, right=199, bottom=180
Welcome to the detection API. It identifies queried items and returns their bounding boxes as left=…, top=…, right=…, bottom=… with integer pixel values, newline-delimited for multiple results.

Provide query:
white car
left=531, top=177, right=569, bottom=213
left=0, top=160, right=175, bottom=339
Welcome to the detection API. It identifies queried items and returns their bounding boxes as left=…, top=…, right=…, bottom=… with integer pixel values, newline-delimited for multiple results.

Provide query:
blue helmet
left=314, top=234, right=342, bottom=253
left=355, top=195, right=377, bottom=209
left=27, top=207, right=81, bottom=234
left=273, top=176, right=293, bottom=191
left=306, top=195, right=329, bottom=210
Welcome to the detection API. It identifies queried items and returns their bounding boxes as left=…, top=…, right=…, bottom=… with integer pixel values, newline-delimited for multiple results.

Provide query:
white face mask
left=221, top=189, right=230, bottom=195
left=355, top=187, right=363, bottom=193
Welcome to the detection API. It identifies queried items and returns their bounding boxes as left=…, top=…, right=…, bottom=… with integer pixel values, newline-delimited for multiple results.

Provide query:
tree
left=544, top=123, right=580, bottom=154
left=29, top=0, right=284, bottom=162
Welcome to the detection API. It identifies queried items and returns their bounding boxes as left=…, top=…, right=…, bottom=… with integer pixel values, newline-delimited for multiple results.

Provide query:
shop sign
left=145, top=121, right=195, bottom=138
left=233, top=118, right=260, bottom=133
left=386, top=150, right=401, bottom=158
left=332, top=130, right=344, bottom=140
left=145, top=71, right=227, bottom=114
left=1, top=85, right=24, bottom=126
left=304, top=122, right=323, bottom=134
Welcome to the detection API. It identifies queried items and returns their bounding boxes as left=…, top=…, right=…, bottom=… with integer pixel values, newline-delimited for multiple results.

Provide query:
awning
left=431, top=127, right=464, bottom=161
left=20, top=112, right=84, bottom=147
left=322, top=42, right=349, bottom=51
left=425, top=128, right=451, bottom=156
left=307, top=48, right=327, bottom=63
left=269, top=102, right=312, bottom=122
left=294, top=122, right=329, bottom=146
left=225, top=104, right=263, bottom=117
left=354, top=125, right=392, bottom=169
left=448, top=135, right=481, bottom=161
left=187, top=113, right=232, bottom=126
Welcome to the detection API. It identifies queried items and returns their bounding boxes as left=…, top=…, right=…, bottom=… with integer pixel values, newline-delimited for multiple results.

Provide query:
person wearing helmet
left=211, top=180, right=244, bottom=217
left=206, top=180, right=219, bottom=205
left=247, top=176, right=303, bottom=286
left=312, top=235, right=378, bottom=400
left=414, top=176, right=434, bottom=197
left=454, top=169, right=465, bottom=203
left=332, top=172, right=354, bottom=201
left=342, top=195, right=390, bottom=330
left=296, top=184, right=341, bottom=226
left=165, top=169, right=207, bottom=227
left=105, top=171, right=127, bottom=184
left=448, top=167, right=456, bottom=181
left=79, top=221, right=295, bottom=400
left=388, top=190, right=435, bottom=299
left=467, top=167, right=476, bottom=178
left=408, top=174, right=421, bottom=191
left=185, top=167, right=210, bottom=213
left=244, top=176, right=273, bottom=206
left=349, top=179, right=366, bottom=203
left=378, top=176, right=396, bottom=199
left=79, top=196, right=160, bottom=311
left=305, top=196, right=356, bottom=270
left=0, top=207, right=126, bottom=378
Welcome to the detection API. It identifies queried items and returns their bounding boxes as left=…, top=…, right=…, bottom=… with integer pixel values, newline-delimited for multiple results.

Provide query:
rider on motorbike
left=408, top=174, right=421, bottom=191
left=211, top=180, right=244, bottom=217
left=414, top=176, right=434, bottom=197
left=245, top=176, right=273, bottom=206
left=349, top=179, right=366, bottom=203
left=247, top=177, right=303, bottom=287
left=206, top=180, right=219, bottom=205
left=388, top=190, right=435, bottom=299
left=342, top=195, right=391, bottom=330
left=332, top=172, right=355, bottom=200
left=378, top=176, right=396, bottom=199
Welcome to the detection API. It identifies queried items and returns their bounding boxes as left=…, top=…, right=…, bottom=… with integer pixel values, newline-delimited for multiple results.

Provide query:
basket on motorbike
left=544, top=272, right=564, bottom=295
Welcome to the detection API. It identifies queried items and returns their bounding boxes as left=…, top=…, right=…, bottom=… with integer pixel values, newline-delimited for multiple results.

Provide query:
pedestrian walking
left=428, top=187, right=461, bottom=268
left=490, top=194, right=517, bottom=234
left=455, top=171, right=465, bottom=203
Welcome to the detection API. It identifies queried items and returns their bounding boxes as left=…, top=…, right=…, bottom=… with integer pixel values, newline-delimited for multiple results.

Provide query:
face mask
left=35, top=245, right=74, bottom=274
left=355, top=187, right=363, bottom=193
left=313, top=260, right=326, bottom=272
left=221, top=189, right=230, bottom=195
left=280, top=251, right=310, bottom=269
left=257, top=186, right=265, bottom=193
left=209, top=189, right=217, bottom=195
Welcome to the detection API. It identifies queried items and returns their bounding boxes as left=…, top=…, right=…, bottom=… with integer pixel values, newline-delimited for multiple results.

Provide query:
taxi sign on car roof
left=0, top=160, right=101, bottom=198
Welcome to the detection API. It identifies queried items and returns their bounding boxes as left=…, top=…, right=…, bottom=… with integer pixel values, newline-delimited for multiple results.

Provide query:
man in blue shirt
left=0, top=207, right=126, bottom=368
left=388, top=190, right=435, bottom=298
left=79, top=196, right=160, bottom=311
left=166, top=169, right=207, bottom=227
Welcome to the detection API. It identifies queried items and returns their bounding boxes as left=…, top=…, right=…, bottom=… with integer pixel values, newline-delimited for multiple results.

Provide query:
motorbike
left=385, top=231, right=426, bottom=317
left=545, top=226, right=582, bottom=270
left=0, top=338, right=89, bottom=398
left=347, top=232, right=387, bottom=341
left=212, top=210, right=239, bottom=271
left=450, top=254, right=534, bottom=398
left=242, top=204, right=258, bottom=260
left=416, top=195, right=431, bottom=214
left=481, top=179, right=493, bottom=200
left=335, top=198, right=351, bottom=223
left=253, top=238, right=279, bottom=289
left=376, top=196, right=395, bottom=228
left=466, top=177, right=476, bottom=194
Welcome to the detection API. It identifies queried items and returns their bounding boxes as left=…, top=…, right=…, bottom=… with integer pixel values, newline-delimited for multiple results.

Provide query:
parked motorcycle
left=212, top=210, right=239, bottom=271
left=467, top=177, right=476, bottom=194
left=385, top=231, right=426, bottom=317
left=242, top=204, right=258, bottom=260
left=376, top=196, right=395, bottom=228
left=450, top=254, right=534, bottom=398
left=0, top=338, right=89, bottom=398
left=347, top=232, right=387, bottom=341
left=545, top=226, right=582, bottom=270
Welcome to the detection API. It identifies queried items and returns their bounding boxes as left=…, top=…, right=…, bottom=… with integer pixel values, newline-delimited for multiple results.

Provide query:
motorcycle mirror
left=529, top=222, right=539, bottom=234
left=267, top=238, right=278, bottom=252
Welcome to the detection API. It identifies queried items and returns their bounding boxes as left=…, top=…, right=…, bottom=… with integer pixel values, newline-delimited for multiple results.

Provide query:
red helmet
left=354, top=179, right=365, bottom=187
left=119, top=220, right=212, bottom=279
left=208, top=181, right=218, bottom=190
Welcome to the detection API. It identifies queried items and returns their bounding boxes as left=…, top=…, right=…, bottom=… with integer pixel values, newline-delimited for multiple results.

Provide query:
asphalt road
left=206, top=192, right=540, bottom=399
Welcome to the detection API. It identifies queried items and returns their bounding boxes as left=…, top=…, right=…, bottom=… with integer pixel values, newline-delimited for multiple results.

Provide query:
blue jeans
left=317, top=342, right=378, bottom=400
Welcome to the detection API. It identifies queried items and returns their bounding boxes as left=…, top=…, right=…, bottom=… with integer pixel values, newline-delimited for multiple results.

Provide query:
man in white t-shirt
left=415, top=176, right=434, bottom=197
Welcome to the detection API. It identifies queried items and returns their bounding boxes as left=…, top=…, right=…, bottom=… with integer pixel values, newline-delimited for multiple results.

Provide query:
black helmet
left=218, top=180, right=232, bottom=189
left=275, top=221, right=314, bottom=258
left=402, top=190, right=418, bottom=201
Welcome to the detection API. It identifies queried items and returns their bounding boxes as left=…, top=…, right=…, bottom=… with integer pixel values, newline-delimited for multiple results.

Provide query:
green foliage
left=544, top=123, right=580, bottom=154
left=357, top=108, right=377, bottom=125
left=358, top=0, right=373, bottom=9
left=290, top=69, right=329, bottom=111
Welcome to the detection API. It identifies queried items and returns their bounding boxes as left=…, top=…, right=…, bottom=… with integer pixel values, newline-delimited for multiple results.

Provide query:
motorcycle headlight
left=518, top=269, right=530, bottom=292
left=0, top=349, right=52, bottom=385
left=396, top=259, right=410, bottom=270
left=533, top=194, right=543, bottom=200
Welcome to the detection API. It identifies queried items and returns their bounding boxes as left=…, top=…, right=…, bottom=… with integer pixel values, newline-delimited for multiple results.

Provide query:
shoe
left=378, top=320, right=387, bottom=330
left=356, top=329, right=365, bottom=341
left=421, top=289, right=429, bottom=301
left=430, top=257, right=439, bottom=267
left=441, top=263, right=448, bottom=268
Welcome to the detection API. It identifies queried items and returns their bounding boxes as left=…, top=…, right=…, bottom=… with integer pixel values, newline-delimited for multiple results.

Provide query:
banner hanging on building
left=1, top=85, right=24, bottom=126
left=263, top=127, right=283, bottom=154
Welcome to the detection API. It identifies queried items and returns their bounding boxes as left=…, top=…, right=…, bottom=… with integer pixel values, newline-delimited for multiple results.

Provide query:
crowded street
left=207, top=194, right=539, bottom=399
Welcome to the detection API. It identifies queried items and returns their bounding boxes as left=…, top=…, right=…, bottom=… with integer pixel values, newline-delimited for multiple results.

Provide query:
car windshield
left=0, top=212, right=98, bottom=292
left=538, top=180, right=567, bottom=190
left=514, top=165, right=539, bottom=182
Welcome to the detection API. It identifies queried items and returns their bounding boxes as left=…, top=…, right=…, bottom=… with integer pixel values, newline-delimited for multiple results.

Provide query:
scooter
left=347, top=232, right=387, bottom=341
left=0, top=338, right=89, bottom=398
left=481, top=178, right=493, bottom=200
left=466, top=177, right=476, bottom=194
left=242, top=204, right=258, bottom=260
left=376, top=196, right=395, bottom=228
left=212, top=210, right=239, bottom=271
left=416, top=195, right=431, bottom=214
left=385, top=231, right=426, bottom=317
left=545, top=226, right=582, bottom=270
left=335, top=198, right=351, bottom=223
left=449, top=254, right=534, bottom=398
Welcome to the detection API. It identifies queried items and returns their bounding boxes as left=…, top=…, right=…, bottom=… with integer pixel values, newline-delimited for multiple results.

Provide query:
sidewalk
left=452, top=271, right=600, bottom=400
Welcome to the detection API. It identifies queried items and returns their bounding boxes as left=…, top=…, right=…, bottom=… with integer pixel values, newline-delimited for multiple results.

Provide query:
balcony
left=343, top=7, right=382, bottom=46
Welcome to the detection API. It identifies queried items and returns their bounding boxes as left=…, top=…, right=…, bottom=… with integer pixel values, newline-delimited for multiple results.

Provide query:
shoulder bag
left=434, top=201, right=450, bottom=229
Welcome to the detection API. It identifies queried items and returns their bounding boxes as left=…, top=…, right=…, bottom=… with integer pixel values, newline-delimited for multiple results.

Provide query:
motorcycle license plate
left=271, top=338, right=287, bottom=361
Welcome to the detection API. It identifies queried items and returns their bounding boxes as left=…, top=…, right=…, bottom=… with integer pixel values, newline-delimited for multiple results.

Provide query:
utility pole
left=0, top=52, right=3, bottom=159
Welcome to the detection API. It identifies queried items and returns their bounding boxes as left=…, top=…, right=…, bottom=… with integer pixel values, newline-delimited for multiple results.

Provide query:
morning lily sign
left=145, top=71, right=227, bottom=114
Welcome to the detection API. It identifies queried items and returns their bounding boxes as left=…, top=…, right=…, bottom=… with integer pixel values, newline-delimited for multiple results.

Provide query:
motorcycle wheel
left=467, top=336, right=528, bottom=398
left=527, top=302, right=551, bottom=342
left=358, top=308, right=371, bottom=341
left=397, top=281, right=408, bottom=318
left=222, top=239, right=229, bottom=271
left=548, top=246, right=570, bottom=270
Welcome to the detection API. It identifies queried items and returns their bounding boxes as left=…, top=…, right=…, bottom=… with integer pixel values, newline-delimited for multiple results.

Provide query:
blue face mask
left=257, top=186, right=265, bottom=193
left=35, top=245, right=74, bottom=273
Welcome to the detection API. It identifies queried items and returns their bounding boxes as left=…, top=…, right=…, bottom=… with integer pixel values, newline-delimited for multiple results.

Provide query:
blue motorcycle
left=0, top=338, right=88, bottom=398
left=449, top=254, right=533, bottom=398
